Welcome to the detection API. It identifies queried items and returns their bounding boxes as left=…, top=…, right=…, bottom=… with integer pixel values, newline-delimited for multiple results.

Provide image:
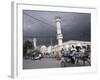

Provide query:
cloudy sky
left=23, top=10, right=91, bottom=46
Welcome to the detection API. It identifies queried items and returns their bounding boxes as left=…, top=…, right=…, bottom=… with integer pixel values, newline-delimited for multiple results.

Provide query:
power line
left=23, top=12, right=58, bottom=45
left=23, top=12, right=56, bottom=32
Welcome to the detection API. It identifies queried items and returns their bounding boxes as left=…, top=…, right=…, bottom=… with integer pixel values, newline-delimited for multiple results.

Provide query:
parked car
left=31, top=50, right=44, bottom=60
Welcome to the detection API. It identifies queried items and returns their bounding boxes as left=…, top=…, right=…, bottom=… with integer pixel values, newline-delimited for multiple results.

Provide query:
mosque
left=32, top=17, right=90, bottom=56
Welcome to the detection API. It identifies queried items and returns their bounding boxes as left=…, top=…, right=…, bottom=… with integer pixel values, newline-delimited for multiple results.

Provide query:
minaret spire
left=56, top=17, right=63, bottom=46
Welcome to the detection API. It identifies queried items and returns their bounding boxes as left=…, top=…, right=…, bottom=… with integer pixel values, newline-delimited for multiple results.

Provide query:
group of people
left=60, top=45, right=91, bottom=64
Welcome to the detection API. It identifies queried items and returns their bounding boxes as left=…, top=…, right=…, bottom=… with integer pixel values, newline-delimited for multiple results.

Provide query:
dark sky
left=23, top=10, right=91, bottom=46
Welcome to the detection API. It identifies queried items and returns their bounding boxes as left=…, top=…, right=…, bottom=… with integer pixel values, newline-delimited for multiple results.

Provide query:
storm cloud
left=23, top=10, right=91, bottom=46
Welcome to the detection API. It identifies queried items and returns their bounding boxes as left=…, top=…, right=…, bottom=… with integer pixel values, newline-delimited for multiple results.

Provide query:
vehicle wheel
left=61, top=61, right=66, bottom=67
left=39, top=58, right=41, bottom=60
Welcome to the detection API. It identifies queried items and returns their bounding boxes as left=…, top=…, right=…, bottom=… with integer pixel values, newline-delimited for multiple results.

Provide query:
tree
left=23, top=40, right=33, bottom=56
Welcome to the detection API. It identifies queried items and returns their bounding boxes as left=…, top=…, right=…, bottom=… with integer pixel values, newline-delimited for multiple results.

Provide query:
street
left=23, top=58, right=61, bottom=69
left=23, top=57, right=90, bottom=69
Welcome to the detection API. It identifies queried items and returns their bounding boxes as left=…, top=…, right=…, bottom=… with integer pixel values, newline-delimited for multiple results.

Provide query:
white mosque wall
left=39, top=40, right=91, bottom=55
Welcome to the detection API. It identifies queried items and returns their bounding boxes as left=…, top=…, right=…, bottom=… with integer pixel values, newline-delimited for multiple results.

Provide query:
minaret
left=56, top=17, right=63, bottom=46
left=33, top=38, right=37, bottom=49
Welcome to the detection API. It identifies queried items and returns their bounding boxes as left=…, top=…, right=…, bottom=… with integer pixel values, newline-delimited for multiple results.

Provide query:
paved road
left=23, top=58, right=61, bottom=69
left=23, top=58, right=90, bottom=69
